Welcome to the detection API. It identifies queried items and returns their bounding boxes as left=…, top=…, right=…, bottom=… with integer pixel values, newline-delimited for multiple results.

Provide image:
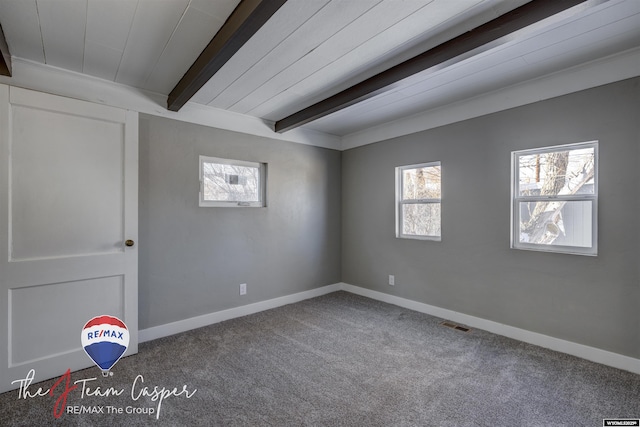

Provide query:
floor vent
left=440, top=321, right=470, bottom=332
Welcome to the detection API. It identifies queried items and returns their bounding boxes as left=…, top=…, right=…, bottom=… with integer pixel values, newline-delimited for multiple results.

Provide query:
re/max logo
left=86, top=330, right=124, bottom=340
left=604, top=420, right=640, bottom=426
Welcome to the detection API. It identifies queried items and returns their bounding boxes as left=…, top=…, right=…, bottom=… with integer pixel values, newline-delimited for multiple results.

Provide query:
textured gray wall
left=139, top=115, right=341, bottom=329
left=342, top=78, right=640, bottom=357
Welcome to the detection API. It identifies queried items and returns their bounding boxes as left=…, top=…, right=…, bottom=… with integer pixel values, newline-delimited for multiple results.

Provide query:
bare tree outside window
left=203, top=163, right=260, bottom=203
left=513, top=142, right=597, bottom=255
left=199, top=156, right=266, bottom=207
left=396, top=162, right=441, bottom=240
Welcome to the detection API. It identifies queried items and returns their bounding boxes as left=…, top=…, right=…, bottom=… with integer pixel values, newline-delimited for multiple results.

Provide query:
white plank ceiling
left=0, top=0, right=638, bottom=140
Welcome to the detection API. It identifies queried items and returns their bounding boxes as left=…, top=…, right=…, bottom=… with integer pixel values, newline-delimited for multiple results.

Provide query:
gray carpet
left=1, top=291, right=639, bottom=426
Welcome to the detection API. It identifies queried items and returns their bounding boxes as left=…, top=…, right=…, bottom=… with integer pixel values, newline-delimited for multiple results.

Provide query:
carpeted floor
left=1, top=291, right=639, bottom=426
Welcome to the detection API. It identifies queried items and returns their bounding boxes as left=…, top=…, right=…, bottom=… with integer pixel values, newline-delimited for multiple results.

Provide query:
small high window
left=199, top=156, right=266, bottom=207
left=396, top=162, right=441, bottom=240
left=511, top=141, right=597, bottom=255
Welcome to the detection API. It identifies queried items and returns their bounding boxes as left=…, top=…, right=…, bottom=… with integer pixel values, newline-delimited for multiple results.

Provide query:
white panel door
left=0, top=85, right=138, bottom=392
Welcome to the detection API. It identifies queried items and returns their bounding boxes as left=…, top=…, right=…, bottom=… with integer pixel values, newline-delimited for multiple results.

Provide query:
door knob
left=125, top=239, right=135, bottom=247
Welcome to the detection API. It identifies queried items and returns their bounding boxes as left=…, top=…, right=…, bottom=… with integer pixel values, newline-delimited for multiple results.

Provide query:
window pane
left=402, top=203, right=441, bottom=237
left=518, top=147, right=595, bottom=197
left=203, top=162, right=260, bottom=202
left=518, top=200, right=592, bottom=247
left=402, top=165, right=441, bottom=200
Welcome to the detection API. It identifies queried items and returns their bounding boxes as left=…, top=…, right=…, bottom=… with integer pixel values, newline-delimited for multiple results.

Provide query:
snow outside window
left=396, top=162, right=441, bottom=240
left=199, top=156, right=266, bottom=207
left=511, top=141, right=598, bottom=256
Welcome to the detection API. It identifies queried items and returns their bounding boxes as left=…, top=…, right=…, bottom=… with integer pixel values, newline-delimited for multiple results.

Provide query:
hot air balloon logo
left=81, top=315, right=129, bottom=376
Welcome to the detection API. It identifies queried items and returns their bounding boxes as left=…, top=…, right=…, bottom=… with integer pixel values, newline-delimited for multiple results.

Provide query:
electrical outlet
left=388, top=275, right=395, bottom=286
left=239, top=283, right=247, bottom=295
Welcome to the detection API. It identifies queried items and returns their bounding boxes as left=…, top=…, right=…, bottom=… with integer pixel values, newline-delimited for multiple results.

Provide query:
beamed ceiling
left=0, top=0, right=638, bottom=143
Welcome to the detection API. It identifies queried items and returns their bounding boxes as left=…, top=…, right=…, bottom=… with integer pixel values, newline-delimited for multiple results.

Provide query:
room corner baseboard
left=339, top=283, right=640, bottom=375
left=138, top=283, right=342, bottom=343
left=139, top=282, right=640, bottom=375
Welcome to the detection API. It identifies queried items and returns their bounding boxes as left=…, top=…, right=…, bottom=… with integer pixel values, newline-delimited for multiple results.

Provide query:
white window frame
left=395, top=161, right=442, bottom=241
left=511, top=141, right=598, bottom=256
left=199, top=155, right=266, bottom=207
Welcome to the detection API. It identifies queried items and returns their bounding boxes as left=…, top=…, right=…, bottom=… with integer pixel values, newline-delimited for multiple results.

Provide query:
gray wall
left=342, top=77, right=640, bottom=357
left=139, top=115, right=341, bottom=329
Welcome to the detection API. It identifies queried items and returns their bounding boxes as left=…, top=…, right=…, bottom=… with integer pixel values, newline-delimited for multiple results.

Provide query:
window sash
left=400, top=199, right=441, bottom=204
left=199, top=155, right=266, bottom=207
left=511, top=141, right=597, bottom=255
left=399, top=202, right=441, bottom=239
left=396, top=161, right=441, bottom=240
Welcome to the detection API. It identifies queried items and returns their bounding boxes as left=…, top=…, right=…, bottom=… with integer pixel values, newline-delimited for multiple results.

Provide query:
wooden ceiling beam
left=274, top=0, right=586, bottom=133
left=167, top=0, right=287, bottom=112
left=0, top=22, right=12, bottom=77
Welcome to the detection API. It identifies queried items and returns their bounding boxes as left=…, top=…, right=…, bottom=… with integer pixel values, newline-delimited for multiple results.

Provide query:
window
left=511, top=141, right=597, bottom=255
left=199, top=156, right=266, bottom=207
left=396, top=162, right=441, bottom=240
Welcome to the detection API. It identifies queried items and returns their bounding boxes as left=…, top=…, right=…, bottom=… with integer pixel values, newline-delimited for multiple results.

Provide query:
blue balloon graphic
left=81, top=315, right=130, bottom=375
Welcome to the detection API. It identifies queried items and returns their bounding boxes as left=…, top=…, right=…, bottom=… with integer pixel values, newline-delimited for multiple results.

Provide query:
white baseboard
left=139, top=281, right=640, bottom=374
left=340, top=283, right=640, bottom=375
left=138, top=283, right=342, bottom=343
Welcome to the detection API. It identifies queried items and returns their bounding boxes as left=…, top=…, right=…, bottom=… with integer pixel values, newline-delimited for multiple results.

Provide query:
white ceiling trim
left=341, top=46, right=640, bottom=150
left=0, top=48, right=637, bottom=153
left=0, top=57, right=341, bottom=150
